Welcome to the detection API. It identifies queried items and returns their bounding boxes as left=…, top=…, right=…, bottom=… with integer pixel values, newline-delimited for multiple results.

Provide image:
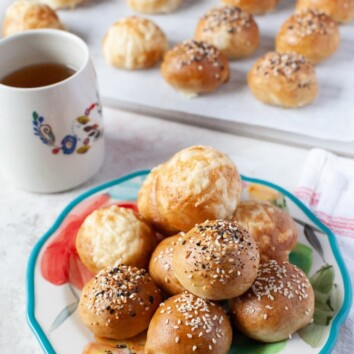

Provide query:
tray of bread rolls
left=1, top=0, right=354, bottom=144
left=27, top=146, right=352, bottom=354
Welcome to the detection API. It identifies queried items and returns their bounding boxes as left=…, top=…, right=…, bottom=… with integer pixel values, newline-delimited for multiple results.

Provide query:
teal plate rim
left=26, top=170, right=353, bottom=354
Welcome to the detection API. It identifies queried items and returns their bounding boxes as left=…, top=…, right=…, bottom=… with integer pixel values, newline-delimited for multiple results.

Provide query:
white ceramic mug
left=0, top=29, right=105, bottom=193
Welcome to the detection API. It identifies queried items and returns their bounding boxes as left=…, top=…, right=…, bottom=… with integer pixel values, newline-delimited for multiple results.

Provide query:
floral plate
left=27, top=171, right=352, bottom=354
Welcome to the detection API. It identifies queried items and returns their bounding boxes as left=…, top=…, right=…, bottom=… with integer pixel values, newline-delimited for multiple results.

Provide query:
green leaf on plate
left=289, top=243, right=313, bottom=275
left=49, top=300, right=79, bottom=334
left=298, top=323, right=328, bottom=348
left=228, top=332, right=287, bottom=354
left=272, top=196, right=287, bottom=210
left=298, top=265, right=342, bottom=348
left=311, top=265, right=335, bottom=304
left=33, top=111, right=38, bottom=120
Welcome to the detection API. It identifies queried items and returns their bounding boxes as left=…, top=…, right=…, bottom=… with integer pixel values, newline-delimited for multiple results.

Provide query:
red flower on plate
left=40, top=193, right=138, bottom=289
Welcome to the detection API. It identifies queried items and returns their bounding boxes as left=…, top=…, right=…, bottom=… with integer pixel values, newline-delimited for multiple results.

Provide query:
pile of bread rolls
left=74, top=145, right=315, bottom=353
left=3, top=0, right=353, bottom=108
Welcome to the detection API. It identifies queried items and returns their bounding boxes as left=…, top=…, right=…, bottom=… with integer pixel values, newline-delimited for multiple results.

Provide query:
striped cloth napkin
left=295, top=148, right=354, bottom=353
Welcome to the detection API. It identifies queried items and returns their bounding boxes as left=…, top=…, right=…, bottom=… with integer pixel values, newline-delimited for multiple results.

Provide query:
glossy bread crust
left=145, top=292, right=233, bottom=354
left=221, top=0, right=280, bottom=15
left=276, top=9, right=340, bottom=64
left=161, top=40, right=230, bottom=95
left=296, top=0, right=354, bottom=23
left=173, top=220, right=259, bottom=300
left=195, top=6, right=260, bottom=59
left=149, top=234, right=185, bottom=296
left=79, top=265, right=162, bottom=340
left=248, top=51, right=318, bottom=108
left=230, top=261, right=315, bottom=342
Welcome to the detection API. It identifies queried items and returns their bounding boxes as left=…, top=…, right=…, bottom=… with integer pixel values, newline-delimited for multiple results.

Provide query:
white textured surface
left=0, top=107, right=351, bottom=353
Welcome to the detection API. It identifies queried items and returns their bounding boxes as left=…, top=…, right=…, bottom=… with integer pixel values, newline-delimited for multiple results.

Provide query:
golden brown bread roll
left=233, top=201, right=298, bottom=263
left=145, top=292, right=233, bottom=354
left=149, top=234, right=185, bottom=296
left=149, top=235, right=184, bottom=294
left=296, top=0, right=354, bottom=23
left=3, top=0, right=64, bottom=37
left=79, top=264, right=162, bottom=340
left=137, top=145, right=242, bottom=235
left=161, top=40, right=230, bottom=96
left=127, top=0, right=182, bottom=13
left=102, top=16, right=168, bottom=70
left=229, top=260, right=315, bottom=342
left=173, top=220, right=259, bottom=300
left=248, top=51, right=318, bottom=108
left=195, top=6, right=260, bottom=59
left=38, top=0, right=86, bottom=9
left=276, top=9, right=340, bottom=64
left=221, top=0, right=280, bottom=15
left=76, top=205, right=157, bottom=274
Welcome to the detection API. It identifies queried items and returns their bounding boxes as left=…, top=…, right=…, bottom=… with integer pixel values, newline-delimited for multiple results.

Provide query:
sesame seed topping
left=256, top=52, right=312, bottom=78
left=173, top=40, right=223, bottom=68
left=84, top=265, right=159, bottom=326
left=287, top=9, right=337, bottom=37
left=180, top=220, right=258, bottom=286
left=201, top=6, right=253, bottom=33
left=159, top=292, right=226, bottom=348
left=250, top=260, right=311, bottom=302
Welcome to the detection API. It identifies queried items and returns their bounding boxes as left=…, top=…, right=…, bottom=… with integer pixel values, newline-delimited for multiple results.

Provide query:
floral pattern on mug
left=32, top=102, right=103, bottom=155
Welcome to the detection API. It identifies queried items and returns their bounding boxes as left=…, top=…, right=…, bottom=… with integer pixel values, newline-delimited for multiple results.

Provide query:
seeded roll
left=173, top=220, right=259, bottom=300
left=138, top=145, right=242, bottom=235
left=161, top=40, right=230, bottom=96
left=248, top=51, right=318, bottom=108
left=195, top=6, right=260, bottom=59
left=103, top=17, right=168, bottom=70
left=127, top=0, right=182, bottom=13
left=79, top=264, right=162, bottom=340
left=145, top=292, right=233, bottom=354
left=230, top=260, right=315, bottom=342
left=221, top=0, right=280, bottom=15
left=76, top=205, right=157, bottom=274
left=276, top=9, right=340, bottom=64
left=233, top=201, right=298, bottom=263
left=149, top=234, right=185, bottom=296
left=3, top=0, right=64, bottom=37
left=296, top=0, right=354, bottom=23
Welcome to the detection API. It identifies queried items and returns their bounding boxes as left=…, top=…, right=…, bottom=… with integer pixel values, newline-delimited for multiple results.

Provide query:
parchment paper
left=1, top=0, right=353, bottom=141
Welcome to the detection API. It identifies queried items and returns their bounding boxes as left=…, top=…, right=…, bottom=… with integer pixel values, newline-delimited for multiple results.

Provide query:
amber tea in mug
left=0, top=63, right=76, bottom=88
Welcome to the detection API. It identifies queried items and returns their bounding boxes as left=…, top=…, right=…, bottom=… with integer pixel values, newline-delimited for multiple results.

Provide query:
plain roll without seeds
left=172, top=220, right=260, bottom=300
left=149, top=233, right=186, bottom=296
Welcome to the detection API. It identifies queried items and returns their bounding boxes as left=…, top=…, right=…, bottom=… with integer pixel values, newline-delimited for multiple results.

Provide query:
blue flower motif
left=61, top=135, right=77, bottom=155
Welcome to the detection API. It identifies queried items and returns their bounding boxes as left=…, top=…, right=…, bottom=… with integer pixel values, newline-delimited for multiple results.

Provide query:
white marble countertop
left=0, top=107, right=349, bottom=353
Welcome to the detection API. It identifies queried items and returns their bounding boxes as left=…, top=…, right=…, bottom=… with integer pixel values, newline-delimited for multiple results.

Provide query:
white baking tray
left=1, top=0, right=354, bottom=147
